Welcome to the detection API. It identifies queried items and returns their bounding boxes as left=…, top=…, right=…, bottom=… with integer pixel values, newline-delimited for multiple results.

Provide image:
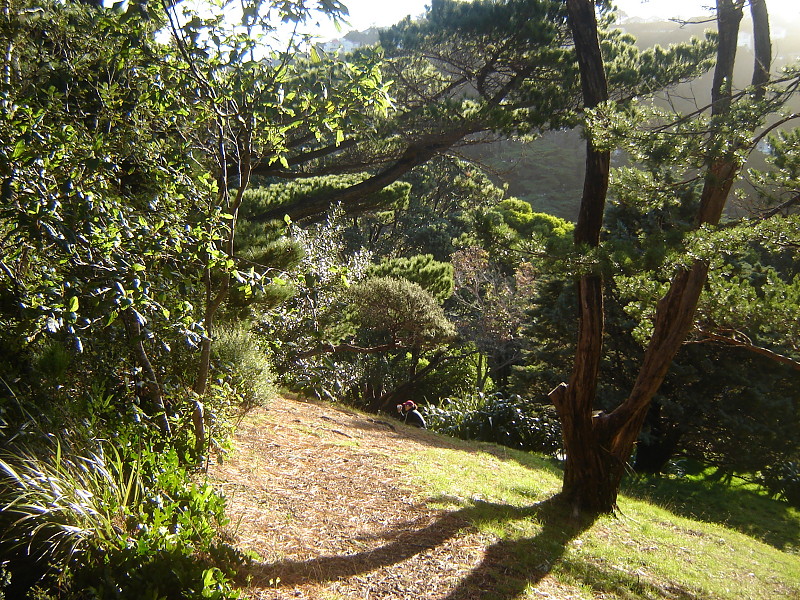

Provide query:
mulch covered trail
left=208, top=397, right=492, bottom=599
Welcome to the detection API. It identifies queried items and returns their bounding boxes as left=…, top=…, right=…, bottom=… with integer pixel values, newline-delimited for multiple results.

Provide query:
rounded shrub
left=211, top=323, right=276, bottom=415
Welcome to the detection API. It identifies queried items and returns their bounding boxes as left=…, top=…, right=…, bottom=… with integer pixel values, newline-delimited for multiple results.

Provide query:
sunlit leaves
left=349, top=276, right=456, bottom=349
left=0, top=0, right=225, bottom=354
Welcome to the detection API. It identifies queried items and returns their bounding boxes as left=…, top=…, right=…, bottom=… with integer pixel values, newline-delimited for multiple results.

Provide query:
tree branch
left=761, top=192, right=800, bottom=219
left=249, top=125, right=476, bottom=223
left=296, top=341, right=400, bottom=359
left=692, top=331, right=800, bottom=371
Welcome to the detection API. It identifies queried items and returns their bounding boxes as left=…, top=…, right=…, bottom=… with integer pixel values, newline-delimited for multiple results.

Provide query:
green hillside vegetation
left=1, top=0, right=799, bottom=596
left=410, top=440, right=800, bottom=600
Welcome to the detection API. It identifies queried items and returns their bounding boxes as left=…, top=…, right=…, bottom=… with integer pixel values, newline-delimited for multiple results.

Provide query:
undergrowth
left=0, top=403, right=247, bottom=599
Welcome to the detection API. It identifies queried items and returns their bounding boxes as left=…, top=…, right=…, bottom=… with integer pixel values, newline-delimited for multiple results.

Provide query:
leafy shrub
left=349, top=276, right=456, bottom=348
left=288, top=356, right=365, bottom=403
left=758, top=461, right=800, bottom=507
left=424, top=392, right=562, bottom=455
left=366, top=254, right=454, bottom=303
left=32, top=342, right=72, bottom=387
left=0, top=419, right=243, bottom=599
left=381, top=351, right=483, bottom=407
left=212, top=323, right=276, bottom=415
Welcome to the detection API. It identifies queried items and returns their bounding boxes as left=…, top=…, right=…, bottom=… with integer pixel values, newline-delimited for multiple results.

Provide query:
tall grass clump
left=424, top=392, right=562, bottom=455
left=0, top=440, right=138, bottom=566
left=0, top=406, right=244, bottom=599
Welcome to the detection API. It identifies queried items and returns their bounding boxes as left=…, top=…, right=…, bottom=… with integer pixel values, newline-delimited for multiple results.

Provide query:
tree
left=342, top=155, right=503, bottom=261
left=0, top=0, right=227, bottom=434
left=159, top=0, right=392, bottom=447
left=550, top=0, right=798, bottom=514
left=0, top=0, right=392, bottom=443
left=451, top=246, right=535, bottom=391
left=239, top=0, right=568, bottom=223
left=350, top=276, right=456, bottom=351
left=261, top=221, right=462, bottom=408
left=244, top=0, right=711, bottom=226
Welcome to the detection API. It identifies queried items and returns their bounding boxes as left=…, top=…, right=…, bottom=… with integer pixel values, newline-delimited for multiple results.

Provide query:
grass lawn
left=410, top=442, right=800, bottom=600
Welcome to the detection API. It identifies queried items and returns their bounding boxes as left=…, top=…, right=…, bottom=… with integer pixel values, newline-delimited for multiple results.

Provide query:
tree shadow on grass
left=439, top=497, right=589, bottom=600
left=340, top=403, right=799, bottom=555
left=250, top=495, right=592, bottom=599
left=622, top=475, right=800, bottom=553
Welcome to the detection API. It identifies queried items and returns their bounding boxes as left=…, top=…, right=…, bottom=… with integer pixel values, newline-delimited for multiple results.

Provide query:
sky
left=310, top=0, right=800, bottom=40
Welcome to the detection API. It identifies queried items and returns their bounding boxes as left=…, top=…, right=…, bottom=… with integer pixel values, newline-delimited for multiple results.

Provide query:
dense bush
left=348, top=276, right=456, bottom=349
left=0, top=411, right=244, bottom=599
left=366, top=255, right=454, bottom=303
left=288, top=356, right=366, bottom=403
left=211, top=323, right=276, bottom=415
left=758, top=461, right=800, bottom=508
left=396, top=351, right=485, bottom=406
left=424, top=392, right=562, bottom=455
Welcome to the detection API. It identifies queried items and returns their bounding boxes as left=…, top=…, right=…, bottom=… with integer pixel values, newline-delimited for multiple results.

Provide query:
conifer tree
left=551, top=0, right=798, bottom=514
left=247, top=0, right=715, bottom=224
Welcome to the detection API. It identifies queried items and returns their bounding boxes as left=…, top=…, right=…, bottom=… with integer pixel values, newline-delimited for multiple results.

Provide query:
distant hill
left=464, top=15, right=800, bottom=221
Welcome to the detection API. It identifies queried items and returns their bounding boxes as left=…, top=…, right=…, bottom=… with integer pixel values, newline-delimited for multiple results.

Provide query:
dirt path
left=209, top=396, right=490, bottom=599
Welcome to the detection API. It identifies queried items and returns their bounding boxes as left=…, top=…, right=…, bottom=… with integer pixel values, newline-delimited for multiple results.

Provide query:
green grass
left=623, top=468, right=800, bottom=553
left=407, top=441, right=800, bottom=600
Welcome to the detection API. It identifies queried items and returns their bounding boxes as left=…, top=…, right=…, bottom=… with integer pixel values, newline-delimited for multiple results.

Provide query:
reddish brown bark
left=553, top=0, right=613, bottom=514
left=604, top=0, right=748, bottom=457
left=554, top=0, right=767, bottom=515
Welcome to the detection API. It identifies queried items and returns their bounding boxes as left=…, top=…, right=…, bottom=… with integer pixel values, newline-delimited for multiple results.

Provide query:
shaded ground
left=208, top=396, right=574, bottom=599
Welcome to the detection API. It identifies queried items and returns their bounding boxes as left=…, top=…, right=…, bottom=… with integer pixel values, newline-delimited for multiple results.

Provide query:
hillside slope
left=209, top=396, right=800, bottom=600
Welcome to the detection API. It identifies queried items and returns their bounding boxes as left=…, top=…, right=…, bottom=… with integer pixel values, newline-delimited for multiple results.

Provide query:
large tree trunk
left=554, top=0, right=760, bottom=515
left=553, top=0, right=612, bottom=515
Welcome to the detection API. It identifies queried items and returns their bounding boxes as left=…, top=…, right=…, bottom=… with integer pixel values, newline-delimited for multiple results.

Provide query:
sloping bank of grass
left=408, top=441, right=800, bottom=600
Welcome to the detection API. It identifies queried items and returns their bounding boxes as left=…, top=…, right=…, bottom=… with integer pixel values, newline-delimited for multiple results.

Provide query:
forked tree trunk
left=601, top=0, right=748, bottom=493
left=554, top=0, right=761, bottom=514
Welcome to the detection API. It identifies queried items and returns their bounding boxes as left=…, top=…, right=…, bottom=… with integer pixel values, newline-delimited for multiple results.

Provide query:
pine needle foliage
left=367, top=254, right=455, bottom=304
left=241, top=176, right=411, bottom=220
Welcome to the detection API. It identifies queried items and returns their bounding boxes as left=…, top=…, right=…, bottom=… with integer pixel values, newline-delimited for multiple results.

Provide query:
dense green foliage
left=366, top=254, right=454, bottom=303
left=0, top=398, right=244, bottom=598
left=424, top=392, right=562, bottom=454
left=0, top=0, right=388, bottom=594
left=1, top=0, right=799, bottom=592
